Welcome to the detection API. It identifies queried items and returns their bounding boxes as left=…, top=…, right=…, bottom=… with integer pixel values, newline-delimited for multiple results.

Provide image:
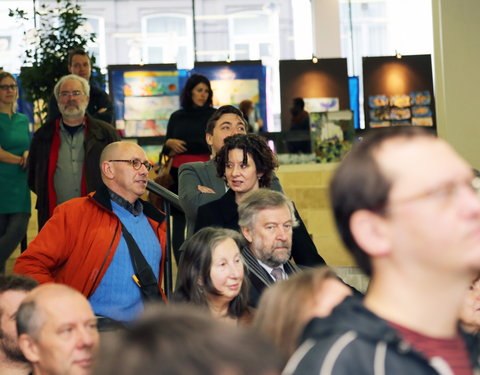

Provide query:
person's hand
left=19, top=150, right=29, bottom=169
left=197, top=185, right=216, bottom=194
left=165, top=139, right=187, bottom=155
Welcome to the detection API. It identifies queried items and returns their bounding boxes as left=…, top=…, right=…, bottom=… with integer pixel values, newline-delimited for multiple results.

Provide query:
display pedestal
left=276, top=162, right=354, bottom=266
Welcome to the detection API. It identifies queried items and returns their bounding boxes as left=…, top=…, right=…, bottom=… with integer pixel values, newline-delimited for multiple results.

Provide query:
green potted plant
left=9, top=0, right=101, bottom=125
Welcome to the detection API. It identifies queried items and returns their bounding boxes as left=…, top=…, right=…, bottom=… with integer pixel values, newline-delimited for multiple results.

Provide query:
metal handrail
left=146, top=180, right=183, bottom=298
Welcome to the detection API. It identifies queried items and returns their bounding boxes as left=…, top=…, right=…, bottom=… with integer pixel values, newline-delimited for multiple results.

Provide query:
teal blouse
left=0, top=112, right=31, bottom=213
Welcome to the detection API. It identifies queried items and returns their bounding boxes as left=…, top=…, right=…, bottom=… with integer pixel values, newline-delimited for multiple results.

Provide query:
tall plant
left=9, top=0, right=100, bottom=124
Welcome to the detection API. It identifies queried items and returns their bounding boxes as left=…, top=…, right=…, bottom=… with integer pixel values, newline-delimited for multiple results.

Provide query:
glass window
left=0, top=1, right=35, bottom=73
left=339, top=0, right=433, bottom=127
left=142, top=14, right=193, bottom=68
left=84, top=16, right=106, bottom=70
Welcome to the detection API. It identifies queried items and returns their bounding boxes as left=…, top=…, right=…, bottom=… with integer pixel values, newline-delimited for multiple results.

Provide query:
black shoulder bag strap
left=120, top=223, right=162, bottom=302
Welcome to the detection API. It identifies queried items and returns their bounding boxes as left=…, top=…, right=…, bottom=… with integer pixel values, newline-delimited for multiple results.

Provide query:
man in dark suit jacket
left=238, top=189, right=301, bottom=307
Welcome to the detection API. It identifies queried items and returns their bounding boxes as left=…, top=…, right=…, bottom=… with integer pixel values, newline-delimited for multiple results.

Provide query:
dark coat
left=28, top=115, right=120, bottom=229
left=286, top=295, right=480, bottom=375
left=194, top=189, right=327, bottom=267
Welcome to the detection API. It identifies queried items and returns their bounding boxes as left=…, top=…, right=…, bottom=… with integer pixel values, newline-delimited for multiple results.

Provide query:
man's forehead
left=375, top=137, right=470, bottom=190
left=71, top=55, right=90, bottom=64
left=255, top=205, right=291, bottom=223
left=0, top=290, right=28, bottom=310
left=39, top=296, right=94, bottom=327
left=216, top=114, right=244, bottom=127
left=112, top=143, right=146, bottom=158
left=60, top=79, right=82, bottom=90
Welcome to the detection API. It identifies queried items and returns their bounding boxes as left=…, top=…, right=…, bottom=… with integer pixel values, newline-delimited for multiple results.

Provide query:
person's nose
left=231, top=164, right=241, bottom=176
left=232, top=127, right=243, bottom=136
left=139, top=163, right=149, bottom=174
left=77, top=327, right=96, bottom=348
left=276, top=227, right=288, bottom=241
left=228, top=264, right=241, bottom=279
left=459, top=181, right=480, bottom=218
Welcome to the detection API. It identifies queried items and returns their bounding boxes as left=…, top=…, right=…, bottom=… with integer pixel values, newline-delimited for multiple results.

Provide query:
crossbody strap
left=120, top=223, right=162, bottom=302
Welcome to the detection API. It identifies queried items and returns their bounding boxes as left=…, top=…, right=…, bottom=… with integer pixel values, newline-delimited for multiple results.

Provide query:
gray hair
left=54, top=74, right=90, bottom=101
left=238, top=189, right=298, bottom=230
left=16, top=300, right=43, bottom=340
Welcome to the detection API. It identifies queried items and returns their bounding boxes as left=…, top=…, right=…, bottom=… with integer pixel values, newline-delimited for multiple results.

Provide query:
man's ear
left=349, top=210, right=391, bottom=257
left=241, top=226, right=253, bottom=243
left=101, top=161, right=115, bottom=180
left=67, top=65, right=73, bottom=74
left=206, top=133, right=213, bottom=147
left=18, top=334, right=40, bottom=364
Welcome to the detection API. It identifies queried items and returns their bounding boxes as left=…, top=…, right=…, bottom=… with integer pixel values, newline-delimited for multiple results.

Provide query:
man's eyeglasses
left=385, top=176, right=480, bottom=211
left=109, top=159, right=153, bottom=172
left=0, top=84, right=17, bottom=91
left=59, top=90, right=83, bottom=98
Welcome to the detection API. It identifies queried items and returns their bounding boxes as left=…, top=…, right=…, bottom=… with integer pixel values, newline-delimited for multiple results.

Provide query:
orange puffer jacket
left=14, top=185, right=167, bottom=300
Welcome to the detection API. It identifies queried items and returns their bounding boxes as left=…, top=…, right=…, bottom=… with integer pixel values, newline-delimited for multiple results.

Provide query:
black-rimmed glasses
left=0, top=84, right=17, bottom=90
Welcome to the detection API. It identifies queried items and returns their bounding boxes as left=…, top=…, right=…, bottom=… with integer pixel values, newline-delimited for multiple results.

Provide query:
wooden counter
left=276, top=163, right=355, bottom=267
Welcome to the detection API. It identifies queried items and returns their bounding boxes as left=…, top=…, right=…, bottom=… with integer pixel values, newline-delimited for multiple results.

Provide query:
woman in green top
left=0, top=71, right=31, bottom=272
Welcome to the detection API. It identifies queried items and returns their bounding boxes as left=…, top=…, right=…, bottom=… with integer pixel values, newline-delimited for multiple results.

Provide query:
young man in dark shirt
left=287, top=127, right=480, bottom=375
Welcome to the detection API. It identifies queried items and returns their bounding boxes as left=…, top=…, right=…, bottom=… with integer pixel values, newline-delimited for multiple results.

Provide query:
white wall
left=432, top=0, right=480, bottom=168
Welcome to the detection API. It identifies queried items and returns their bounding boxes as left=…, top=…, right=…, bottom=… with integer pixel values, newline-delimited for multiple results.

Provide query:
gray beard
left=252, top=241, right=291, bottom=268
left=0, top=333, right=27, bottom=363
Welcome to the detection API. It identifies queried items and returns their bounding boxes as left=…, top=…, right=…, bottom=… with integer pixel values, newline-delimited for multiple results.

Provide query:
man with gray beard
left=0, top=275, right=38, bottom=375
left=28, top=74, right=120, bottom=230
left=238, top=189, right=300, bottom=307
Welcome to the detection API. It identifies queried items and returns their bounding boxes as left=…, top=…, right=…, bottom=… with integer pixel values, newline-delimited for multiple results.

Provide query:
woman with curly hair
left=172, top=227, right=252, bottom=325
left=194, top=133, right=277, bottom=231
left=194, top=133, right=323, bottom=267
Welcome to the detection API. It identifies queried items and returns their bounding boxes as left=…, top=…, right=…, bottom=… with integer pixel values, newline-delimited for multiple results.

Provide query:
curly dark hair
left=180, top=73, right=213, bottom=110
left=215, top=133, right=278, bottom=188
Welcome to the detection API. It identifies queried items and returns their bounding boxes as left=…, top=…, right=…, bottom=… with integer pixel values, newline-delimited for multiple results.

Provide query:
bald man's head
left=17, top=284, right=90, bottom=339
left=100, top=141, right=150, bottom=203
left=17, top=284, right=99, bottom=375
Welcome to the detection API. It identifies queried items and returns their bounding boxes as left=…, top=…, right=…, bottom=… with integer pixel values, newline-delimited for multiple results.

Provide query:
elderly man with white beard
left=27, top=74, right=120, bottom=230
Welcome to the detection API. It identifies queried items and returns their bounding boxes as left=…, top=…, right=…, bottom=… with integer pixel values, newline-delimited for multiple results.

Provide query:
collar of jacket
left=301, top=294, right=480, bottom=370
left=38, top=114, right=104, bottom=140
left=89, top=184, right=166, bottom=224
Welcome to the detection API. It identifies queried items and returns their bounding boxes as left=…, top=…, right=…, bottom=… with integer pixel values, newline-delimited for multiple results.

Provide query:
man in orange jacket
left=15, top=142, right=166, bottom=327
